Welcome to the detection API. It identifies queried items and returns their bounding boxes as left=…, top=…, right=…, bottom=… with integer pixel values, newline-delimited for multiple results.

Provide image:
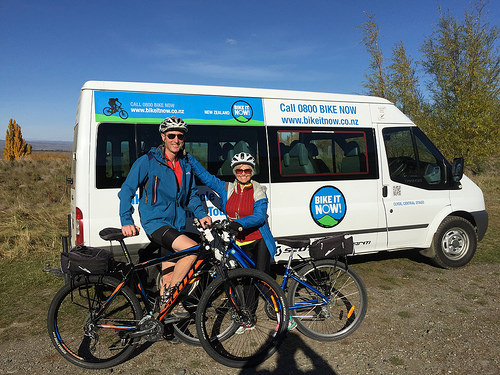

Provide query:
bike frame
left=87, top=232, right=279, bottom=335
left=224, top=237, right=331, bottom=313
left=89, top=243, right=204, bottom=332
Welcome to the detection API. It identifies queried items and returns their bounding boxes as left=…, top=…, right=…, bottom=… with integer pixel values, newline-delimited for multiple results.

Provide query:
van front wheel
left=430, top=216, right=477, bottom=269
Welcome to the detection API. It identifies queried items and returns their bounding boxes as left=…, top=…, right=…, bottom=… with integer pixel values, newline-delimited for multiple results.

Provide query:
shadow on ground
left=239, top=332, right=337, bottom=375
left=348, top=247, right=436, bottom=267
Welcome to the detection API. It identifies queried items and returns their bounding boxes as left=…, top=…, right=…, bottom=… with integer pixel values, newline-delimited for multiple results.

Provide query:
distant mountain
left=0, top=139, right=72, bottom=157
left=28, top=140, right=73, bottom=151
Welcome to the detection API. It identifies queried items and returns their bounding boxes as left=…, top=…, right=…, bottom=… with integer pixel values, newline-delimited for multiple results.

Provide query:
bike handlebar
left=193, top=218, right=234, bottom=243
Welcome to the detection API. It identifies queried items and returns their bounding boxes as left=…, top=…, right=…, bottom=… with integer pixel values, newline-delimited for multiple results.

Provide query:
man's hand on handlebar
left=121, top=224, right=140, bottom=237
left=199, top=216, right=212, bottom=229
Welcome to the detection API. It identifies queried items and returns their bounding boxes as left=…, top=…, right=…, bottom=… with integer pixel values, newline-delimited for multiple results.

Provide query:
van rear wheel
left=429, top=216, right=477, bottom=269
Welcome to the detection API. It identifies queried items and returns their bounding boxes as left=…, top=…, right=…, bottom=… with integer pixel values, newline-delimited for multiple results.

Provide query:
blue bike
left=200, top=219, right=368, bottom=342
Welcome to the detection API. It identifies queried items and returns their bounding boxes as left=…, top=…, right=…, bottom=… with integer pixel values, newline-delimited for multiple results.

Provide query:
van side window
left=96, top=123, right=269, bottom=189
left=96, top=123, right=161, bottom=189
left=269, top=127, right=378, bottom=182
left=383, top=127, right=450, bottom=189
left=136, top=125, right=162, bottom=157
left=185, top=125, right=268, bottom=183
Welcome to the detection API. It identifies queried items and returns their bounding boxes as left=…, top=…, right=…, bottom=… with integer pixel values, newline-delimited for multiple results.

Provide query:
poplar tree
left=359, top=12, right=392, bottom=101
left=420, top=2, right=500, bottom=170
left=4, top=119, right=32, bottom=160
left=389, top=41, right=426, bottom=124
left=360, top=16, right=426, bottom=125
left=360, top=2, right=499, bottom=172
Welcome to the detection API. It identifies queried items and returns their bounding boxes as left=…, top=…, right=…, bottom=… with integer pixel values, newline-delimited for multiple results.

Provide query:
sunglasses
left=166, top=133, right=185, bottom=140
left=235, top=168, right=253, bottom=175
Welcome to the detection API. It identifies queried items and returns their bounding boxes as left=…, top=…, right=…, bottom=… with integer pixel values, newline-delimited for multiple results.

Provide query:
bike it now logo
left=310, top=186, right=347, bottom=228
left=231, top=100, right=253, bottom=123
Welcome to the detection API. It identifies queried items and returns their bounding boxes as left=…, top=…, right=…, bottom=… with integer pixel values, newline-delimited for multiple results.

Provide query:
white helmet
left=159, top=116, right=188, bottom=133
left=230, top=152, right=256, bottom=169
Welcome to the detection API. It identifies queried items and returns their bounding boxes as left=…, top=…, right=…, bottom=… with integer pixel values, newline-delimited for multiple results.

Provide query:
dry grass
left=0, top=154, right=70, bottom=259
left=0, top=154, right=71, bottom=341
left=469, top=174, right=500, bottom=264
left=27, top=152, right=71, bottom=161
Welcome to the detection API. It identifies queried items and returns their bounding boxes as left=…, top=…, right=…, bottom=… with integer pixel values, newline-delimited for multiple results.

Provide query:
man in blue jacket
left=118, top=116, right=211, bottom=318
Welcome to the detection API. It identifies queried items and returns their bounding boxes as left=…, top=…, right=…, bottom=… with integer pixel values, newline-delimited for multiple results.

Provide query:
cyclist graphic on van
left=103, top=98, right=129, bottom=119
left=109, top=98, right=120, bottom=111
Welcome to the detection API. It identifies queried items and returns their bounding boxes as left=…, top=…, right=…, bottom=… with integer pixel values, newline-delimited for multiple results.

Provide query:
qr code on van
left=393, top=185, right=401, bottom=196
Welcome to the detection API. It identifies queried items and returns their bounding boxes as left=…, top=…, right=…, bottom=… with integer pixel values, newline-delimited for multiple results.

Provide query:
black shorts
left=240, top=238, right=271, bottom=274
left=149, top=226, right=200, bottom=256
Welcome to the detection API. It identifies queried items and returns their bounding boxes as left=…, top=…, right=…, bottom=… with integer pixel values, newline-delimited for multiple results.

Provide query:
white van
left=67, top=80, right=488, bottom=268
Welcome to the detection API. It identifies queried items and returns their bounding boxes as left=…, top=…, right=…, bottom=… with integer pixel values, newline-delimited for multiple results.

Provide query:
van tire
left=429, top=216, right=477, bottom=269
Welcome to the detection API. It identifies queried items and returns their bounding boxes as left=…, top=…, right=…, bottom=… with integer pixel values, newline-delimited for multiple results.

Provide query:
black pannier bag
left=61, top=246, right=113, bottom=274
left=309, top=235, right=354, bottom=259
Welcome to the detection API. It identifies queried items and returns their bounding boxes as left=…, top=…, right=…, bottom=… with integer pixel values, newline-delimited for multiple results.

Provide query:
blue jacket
left=188, top=154, right=277, bottom=258
left=118, top=146, right=207, bottom=236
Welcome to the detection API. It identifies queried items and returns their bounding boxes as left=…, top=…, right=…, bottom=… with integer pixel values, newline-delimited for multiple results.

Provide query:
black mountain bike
left=47, top=222, right=289, bottom=369
left=102, top=104, right=128, bottom=119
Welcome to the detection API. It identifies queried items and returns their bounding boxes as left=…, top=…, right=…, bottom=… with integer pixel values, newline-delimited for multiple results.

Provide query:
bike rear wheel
left=47, top=275, right=143, bottom=369
left=288, top=259, right=367, bottom=341
left=196, top=268, right=289, bottom=368
left=103, top=107, right=113, bottom=116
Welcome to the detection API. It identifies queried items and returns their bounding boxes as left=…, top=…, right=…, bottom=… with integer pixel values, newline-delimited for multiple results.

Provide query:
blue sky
left=1, top=0, right=498, bottom=141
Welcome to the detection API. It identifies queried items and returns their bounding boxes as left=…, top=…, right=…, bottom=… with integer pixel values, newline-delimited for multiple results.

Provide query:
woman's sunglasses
left=166, top=133, right=185, bottom=140
left=235, top=168, right=253, bottom=175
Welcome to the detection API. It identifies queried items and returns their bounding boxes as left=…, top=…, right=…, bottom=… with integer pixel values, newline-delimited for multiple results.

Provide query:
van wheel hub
left=441, top=228, right=469, bottom=259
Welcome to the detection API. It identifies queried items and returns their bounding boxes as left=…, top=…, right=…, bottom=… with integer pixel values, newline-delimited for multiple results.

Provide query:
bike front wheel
left=118, top=109, right=128, bottom=119
left=288, top=259, right=367, bottom=341
left=47, top=275, right=143, bottom=369
left=196, top=268, right=289, bottom=368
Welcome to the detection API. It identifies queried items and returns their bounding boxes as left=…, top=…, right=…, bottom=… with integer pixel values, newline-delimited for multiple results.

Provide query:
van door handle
left=382, top=186, right=388, bottom=197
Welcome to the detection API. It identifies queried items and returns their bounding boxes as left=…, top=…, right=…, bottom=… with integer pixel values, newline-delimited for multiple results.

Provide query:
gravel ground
left=1, top=259, right=499, bottom=375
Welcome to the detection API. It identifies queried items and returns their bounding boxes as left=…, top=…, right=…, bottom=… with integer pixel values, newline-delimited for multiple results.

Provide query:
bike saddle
left=99, top=227, right=125, bottom=242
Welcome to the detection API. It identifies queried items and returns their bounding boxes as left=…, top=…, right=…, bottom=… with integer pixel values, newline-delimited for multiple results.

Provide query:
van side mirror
left=451, top=157, right=464, bottom=182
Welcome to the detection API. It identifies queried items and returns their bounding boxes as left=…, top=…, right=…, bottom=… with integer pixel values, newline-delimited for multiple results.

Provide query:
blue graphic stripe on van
left=94, top=91, right=265, bottom=124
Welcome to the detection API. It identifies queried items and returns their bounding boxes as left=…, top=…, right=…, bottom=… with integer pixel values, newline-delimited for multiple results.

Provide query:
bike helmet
left=230, top=152, right=256, bottom=169
left=159, top=116, right=188, bottom=133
